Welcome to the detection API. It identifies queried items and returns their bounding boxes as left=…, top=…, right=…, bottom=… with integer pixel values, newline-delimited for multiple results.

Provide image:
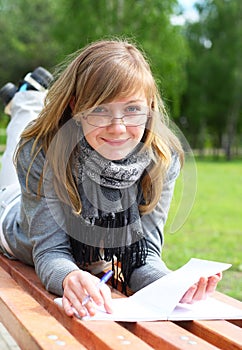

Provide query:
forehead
left=95, top=101, right=148, bottom=111
left=106, top=94, right=147, bottom=104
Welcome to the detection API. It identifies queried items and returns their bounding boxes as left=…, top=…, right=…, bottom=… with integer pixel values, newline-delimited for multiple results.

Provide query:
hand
left=62, top=270, right=113, bottom=317
left=180, top=272, right=222, bottom=304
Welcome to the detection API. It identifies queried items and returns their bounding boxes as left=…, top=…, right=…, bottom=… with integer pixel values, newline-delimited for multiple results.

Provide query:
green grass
left=163, top=159, right=242, bottom=300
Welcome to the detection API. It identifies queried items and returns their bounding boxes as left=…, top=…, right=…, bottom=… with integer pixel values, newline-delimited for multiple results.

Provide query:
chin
left=98, top=149, right=130, bottom=161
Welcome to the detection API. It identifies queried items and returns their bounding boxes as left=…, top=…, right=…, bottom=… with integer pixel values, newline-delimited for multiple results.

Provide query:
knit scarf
left=67, top=134, right=151, bottom=293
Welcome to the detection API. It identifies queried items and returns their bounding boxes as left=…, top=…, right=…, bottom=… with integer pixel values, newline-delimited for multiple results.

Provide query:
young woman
left=0, top=38, right=222, bottom=318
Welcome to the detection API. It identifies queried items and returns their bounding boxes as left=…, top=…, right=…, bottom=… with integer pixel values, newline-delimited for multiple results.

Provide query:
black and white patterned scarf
left=67, top=133, right=152, bottom=293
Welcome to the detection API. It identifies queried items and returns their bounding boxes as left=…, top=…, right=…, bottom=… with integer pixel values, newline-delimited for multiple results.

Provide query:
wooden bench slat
left=0, top=266, right=87, bottom=350
left=0, top=255, right=220, bottom=350
left=1, top=254, right=241, bottom=350
left=176, top=320, right=242, bottom=350
left=0, top=255, right=154, bottom=350
left=175, top=292, right=242, bottom=350
left=123, top=321, right=220, bottom=350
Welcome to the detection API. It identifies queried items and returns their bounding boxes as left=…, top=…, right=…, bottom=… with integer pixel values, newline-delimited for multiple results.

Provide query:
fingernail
left=89, top=307, right=96, bottom=315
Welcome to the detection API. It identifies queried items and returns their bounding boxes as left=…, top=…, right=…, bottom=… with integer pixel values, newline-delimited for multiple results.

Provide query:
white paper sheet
left=54, top=258, right=242, bottom=321
left=129, top=258, right=232, bottom=316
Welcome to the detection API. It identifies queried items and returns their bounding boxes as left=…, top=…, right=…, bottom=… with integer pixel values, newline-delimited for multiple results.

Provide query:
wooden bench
left=0, top=254, right=241, bottom=350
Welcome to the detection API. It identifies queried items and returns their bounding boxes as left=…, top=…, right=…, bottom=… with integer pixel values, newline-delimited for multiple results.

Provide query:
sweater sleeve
left=16, top=140, right=79, bottom=296
left=129, top=153, right=181, bottom=292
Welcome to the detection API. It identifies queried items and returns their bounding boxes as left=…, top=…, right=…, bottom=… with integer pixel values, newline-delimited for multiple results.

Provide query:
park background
left=0, top=0, right=241, bottom=300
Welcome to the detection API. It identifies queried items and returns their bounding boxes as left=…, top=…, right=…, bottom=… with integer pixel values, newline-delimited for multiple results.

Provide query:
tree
left=0, top=0, right=60, bottom=86
left=51, top=0, right=188, bottom=119
left=183, top=0, right=242, bottom=158
left=0, top=0, right=188, bottom=124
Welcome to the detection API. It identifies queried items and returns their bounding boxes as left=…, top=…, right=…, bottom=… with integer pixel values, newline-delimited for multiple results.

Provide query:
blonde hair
left=16, top=38, right=184, bottom=214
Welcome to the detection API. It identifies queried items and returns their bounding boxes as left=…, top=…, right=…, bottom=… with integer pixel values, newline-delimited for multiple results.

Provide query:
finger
left=80, top=282, right=113, bottom=316
left=62, top=295, right=78, bottom=317
left=192, top=277, right=208, bottom=301
left=64, top=285, right=94, bottom=318
left=80, top=274, right=104, bottom=307
left=206, top=274, right=222, bottom=294
left=71, top=295, right=93, bottom=318
left=81, top=286, right=109, bottom=317
left=216, top=272, right=223, bottom=281
left=100, top=284, right=113, bottom=313
left=180, top=284, right=197, bottom=304
left=63, top=270, right=104, bottom=317
left=81, top=298, right=97, bottom=317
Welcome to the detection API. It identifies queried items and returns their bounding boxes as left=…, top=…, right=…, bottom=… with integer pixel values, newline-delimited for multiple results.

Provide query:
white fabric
left=0, top=91, right=45, bottom=253
left=0, top=184, right=21, bottom=256
left=0, top=91, right=46, bottom=187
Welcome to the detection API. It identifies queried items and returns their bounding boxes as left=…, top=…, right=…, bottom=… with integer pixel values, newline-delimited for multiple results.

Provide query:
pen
left=82, top=270, right=113, bottom=306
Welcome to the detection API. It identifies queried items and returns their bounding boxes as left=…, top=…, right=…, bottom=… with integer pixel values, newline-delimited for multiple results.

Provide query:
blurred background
left=0, top=0, right=241, bottom=299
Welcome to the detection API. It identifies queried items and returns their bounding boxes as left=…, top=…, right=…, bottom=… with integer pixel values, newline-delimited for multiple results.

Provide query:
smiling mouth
left=102, top=138, right=129, bottom=146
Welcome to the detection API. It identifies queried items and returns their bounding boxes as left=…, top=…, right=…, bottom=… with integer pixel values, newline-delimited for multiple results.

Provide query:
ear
left=69, top=96, right=76, bottom=112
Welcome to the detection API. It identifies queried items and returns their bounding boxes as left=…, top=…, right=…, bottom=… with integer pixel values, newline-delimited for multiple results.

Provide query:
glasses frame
left=75, top=102, right=151, bottom=128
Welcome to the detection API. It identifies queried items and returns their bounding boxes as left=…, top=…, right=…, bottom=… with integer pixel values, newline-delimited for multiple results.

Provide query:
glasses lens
left=84, top=105, right=149, bottom=127
left=86, top=114, right=112, bottom=127
left=123, top=114, right=148, bottom=126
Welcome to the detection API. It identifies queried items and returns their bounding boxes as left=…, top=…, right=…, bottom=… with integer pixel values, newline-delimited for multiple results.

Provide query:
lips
left=101, top=138, right=129, bottom=146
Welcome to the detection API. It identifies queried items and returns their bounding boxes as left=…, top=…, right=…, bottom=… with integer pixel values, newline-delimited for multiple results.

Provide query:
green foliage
left=0, top=0, right=60, bottom=85
left=0, top=0, right=187, bottom=120
left=0, top=113, right=9, bottom=129
left=0, top=127, right=7, bottom=145
left=52, top=0, right=188, bottom=119
left=181, top=0, right=242, bottom=158
left=0, top=0, right=241, bottom=153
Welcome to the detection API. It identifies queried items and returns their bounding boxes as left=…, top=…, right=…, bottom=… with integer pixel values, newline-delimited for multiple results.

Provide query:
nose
left=107, top=117, right=127, bottom=133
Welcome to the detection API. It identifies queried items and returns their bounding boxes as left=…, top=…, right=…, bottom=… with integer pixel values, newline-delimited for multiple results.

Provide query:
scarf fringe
left=70, top=236, right=148, bottom=295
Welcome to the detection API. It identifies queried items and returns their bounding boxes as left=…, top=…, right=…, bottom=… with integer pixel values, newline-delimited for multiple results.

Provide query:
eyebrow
left=124, top=99, right=146, bottom=104
left=98, top=99, right=146, bottom=107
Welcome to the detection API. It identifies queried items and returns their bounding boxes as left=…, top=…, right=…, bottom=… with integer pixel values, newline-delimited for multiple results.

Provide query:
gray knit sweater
left=2, top=139, right=180, bottom=296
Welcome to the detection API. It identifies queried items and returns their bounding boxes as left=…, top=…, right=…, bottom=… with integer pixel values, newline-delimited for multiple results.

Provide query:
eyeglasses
left=76, top=102, right=150, bottom=127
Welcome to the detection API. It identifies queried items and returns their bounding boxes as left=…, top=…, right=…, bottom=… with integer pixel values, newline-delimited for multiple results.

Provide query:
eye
left=91, top=105, right=108, bottom=114
left=125, top=105, right=142, bottom=113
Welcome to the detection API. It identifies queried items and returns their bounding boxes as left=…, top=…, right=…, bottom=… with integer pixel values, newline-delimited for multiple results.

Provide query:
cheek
left=83, top=129, right=100, bottom=148
left=80, top=122, right=99, bottom=145
left=129, top=126, right=146, bottom=141
left=81, top=122, right=92, bottom=136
